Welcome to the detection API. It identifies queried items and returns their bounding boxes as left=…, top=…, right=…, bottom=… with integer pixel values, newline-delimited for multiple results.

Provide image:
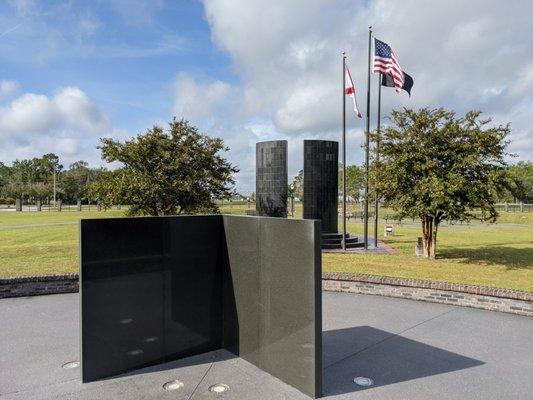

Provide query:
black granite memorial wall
left=303, top=140, right=338, bottom=233
left=256, top=140, right=288, bottom=217
left=80, top=215, right=321, bottom=398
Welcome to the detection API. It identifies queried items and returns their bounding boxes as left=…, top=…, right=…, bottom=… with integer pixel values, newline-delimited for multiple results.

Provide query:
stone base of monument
left=321, top=232, right=365, bottom=250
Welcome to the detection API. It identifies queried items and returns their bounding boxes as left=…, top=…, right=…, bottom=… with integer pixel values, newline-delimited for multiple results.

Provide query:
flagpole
left=374, top=73, right=382, bottom=249
left=342, top=52, right=347, bottom=251
left=364, top=26, right=372, bottom=250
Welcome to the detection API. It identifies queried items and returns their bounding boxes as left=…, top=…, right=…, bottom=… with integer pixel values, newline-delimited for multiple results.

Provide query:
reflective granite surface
left=303, top=140, right=339, bottom=233
left=256, top=140, right=288, bottom=217
left=80, top=215, right=321, bottom=398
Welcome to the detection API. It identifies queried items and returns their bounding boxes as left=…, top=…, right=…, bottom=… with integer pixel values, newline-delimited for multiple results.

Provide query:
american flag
left=373, top=38, right=404, bottom=93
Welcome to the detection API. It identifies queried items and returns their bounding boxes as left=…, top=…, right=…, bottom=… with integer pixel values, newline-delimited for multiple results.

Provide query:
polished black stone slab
left=222, top=216, right=322, bottom=397
left=303, top=140, right=339, bottom=233
left=80, top=215, right=321, bottom=398
left=80, top=216, right=223, bottom=382
left=256, top=140, right=288, bottom=217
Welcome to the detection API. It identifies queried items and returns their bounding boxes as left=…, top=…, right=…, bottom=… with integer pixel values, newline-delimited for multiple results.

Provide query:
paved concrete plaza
left=1, top=292, right=532, bottom=399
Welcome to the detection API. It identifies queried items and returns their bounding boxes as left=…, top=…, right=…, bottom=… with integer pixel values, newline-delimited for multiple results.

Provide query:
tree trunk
left=421, top=216, right=435, bottom=259
left=430, top=223, right=438, bottom=259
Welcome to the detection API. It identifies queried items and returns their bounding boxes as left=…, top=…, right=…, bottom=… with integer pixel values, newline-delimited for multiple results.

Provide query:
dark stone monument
left=303, top=140, right=338, bottom=233
left=80, top=215, right=322, bottom=398
left=256, top=140, right=288, bottom=217
left=303, top=140, right=363, bottom=249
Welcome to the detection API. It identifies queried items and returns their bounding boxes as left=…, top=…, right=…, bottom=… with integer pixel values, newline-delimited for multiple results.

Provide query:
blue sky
left=1, top=0, right=532, bottom=193
left=0, top=0, right=234, bottom=133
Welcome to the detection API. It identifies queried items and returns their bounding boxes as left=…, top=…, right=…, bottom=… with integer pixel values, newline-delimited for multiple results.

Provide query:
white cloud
left=0, top=86, right=111, bottom=166
left=0, top=86, right=109, bottom=139
left=274, top=80, right=337, bottom=133
left=0, top=80, right=19, bottom=98
left=3, top=0, right=530, bottom=195
left=197, top=0, right=533, bottom=192
left=172, top=73, right=237, bottom=123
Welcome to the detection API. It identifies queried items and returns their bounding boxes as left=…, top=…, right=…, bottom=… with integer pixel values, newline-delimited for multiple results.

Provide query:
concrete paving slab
left=0, top=293, right=80, bottom=394
left=1, top=291, right=532, bottom=399
left=321, top=292, right=533, bottom=400
left=190, top=354, right=309, bottom=400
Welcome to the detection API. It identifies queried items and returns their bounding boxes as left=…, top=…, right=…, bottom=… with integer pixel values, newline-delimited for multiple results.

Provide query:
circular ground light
left=208, top=383, right=230, bottom=393
left=62, top=361, right=80, bottom=369
left=354, top=376, right=374, bottom=387
left=163, top=380, right=184, bottom=391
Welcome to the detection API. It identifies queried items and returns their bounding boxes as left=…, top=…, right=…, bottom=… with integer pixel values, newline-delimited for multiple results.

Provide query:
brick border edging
left=323, top=272, right=533, bottom=317
left=1, top=273, right=532, bottom=317
left=0, top=274, right=79, bottom=299
left=322, top=272, right=533, bottom=301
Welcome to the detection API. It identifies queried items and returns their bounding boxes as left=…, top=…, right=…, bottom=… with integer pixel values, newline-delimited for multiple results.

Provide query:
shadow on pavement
left=322, top=326, right=484, bottom=397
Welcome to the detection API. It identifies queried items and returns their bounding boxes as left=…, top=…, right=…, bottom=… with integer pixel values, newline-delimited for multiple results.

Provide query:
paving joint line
left=0, top=377, right=80, bottom=396
left=323, top=308, right=457, bottom=370
left=188, top=356, right=216, bottom=400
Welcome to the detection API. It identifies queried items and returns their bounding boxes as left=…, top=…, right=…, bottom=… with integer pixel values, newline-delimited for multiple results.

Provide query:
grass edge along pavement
left=324, top=221, right=533, bottom=292
left=0, top=209, right=532, bottom=292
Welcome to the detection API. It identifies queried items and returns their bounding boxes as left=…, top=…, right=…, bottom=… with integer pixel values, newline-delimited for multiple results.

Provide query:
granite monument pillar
left=256, top=140, right=288, bottom=217
left=303, top=140, right=338, bottom=233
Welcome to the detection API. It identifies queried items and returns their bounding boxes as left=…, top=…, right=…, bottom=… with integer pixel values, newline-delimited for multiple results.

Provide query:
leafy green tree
left=2, top=180, right=26, bottom=201
left=289, top=170, right=304, bottom=201
left=5, top=154, right=62, bottom=204
left=377, top=108, right=510, bottom=259
left=11, top=153, right=62, bottom=184
left=91, top=118, right=239, bottom=216
left=3, top=164, right=27, bottom=203
left=0, top=162, right=10, bottom=185
left=339, top=164, right=364, bottom=201
left=61, top=161, right=91, bottom=203
left=506, top=161, right=533, bottom=203
left=0, top=162, right=11, bottom=201
left=39, top=153, right=62, bottom=181
left=28, top=182, right=53, bottom=202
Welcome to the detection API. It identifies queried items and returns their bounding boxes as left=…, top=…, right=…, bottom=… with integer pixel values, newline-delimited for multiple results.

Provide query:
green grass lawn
left=0, top=207, right=531, bottom=292
left=325, top=221, right=532, bottom=292
left=0, top=210, right=124, bottom=277
left=0, top=209, right=125, bottom=227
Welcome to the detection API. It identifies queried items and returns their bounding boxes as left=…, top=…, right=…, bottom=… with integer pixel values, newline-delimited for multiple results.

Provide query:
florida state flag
left=344, top=65, right=362, bottom=118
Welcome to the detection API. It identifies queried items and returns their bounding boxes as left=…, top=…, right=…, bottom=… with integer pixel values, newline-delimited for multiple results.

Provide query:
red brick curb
left=322, top=272, right=532, bottom=302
